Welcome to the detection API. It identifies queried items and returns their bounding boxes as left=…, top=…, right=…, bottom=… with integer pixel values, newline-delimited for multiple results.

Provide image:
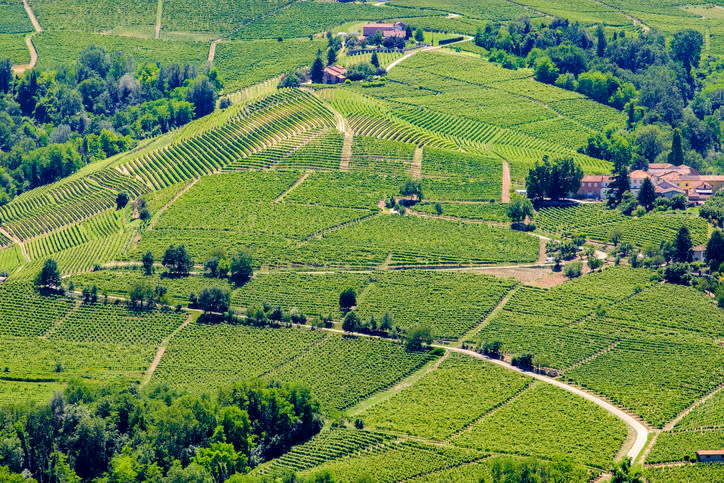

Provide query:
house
left=692, top=245, right=706, bottom=263
left=681, top=175, right=724, bottom=193
left=654, top=180, right=686, bottom=199
left=629, top=170, right=650, bottom=191
left=362, top=21, right=407, bottom=38
left=577, top=175, right=611, bottom=199
left=687, top=181, right=713, bottom=204
left=323, top=65, right=347, bottom=84
left=695, top=450, right=724, bottom=463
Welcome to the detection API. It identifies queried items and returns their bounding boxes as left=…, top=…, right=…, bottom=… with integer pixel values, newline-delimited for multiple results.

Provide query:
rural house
left=577, top=175, right=611, bottom=199
left=323, top=65, right=347, bottom=84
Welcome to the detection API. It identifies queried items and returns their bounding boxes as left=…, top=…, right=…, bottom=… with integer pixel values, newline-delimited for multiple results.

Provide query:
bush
left=481, top=340, right=503, bottom=359
left=342, top=311, right=361, bottom=332
left=511, top=353, right=534, bottom=371
left=339, top=287, right=357, bottom=312
left=405, top=324, right=432, bottom=352
left=664, top=263, right=691, bottom=285
left=564, top=261, right=582, bottom=279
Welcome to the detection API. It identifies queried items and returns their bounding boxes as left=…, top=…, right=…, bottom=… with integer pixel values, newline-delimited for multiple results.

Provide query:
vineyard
left=4, top=1, right=724, bottom=479
left=356, top=271, right=516, bottom=338
left=359, top=354, right=530, bottom=439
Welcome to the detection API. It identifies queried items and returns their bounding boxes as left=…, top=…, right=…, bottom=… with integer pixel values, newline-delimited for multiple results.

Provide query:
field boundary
left=662, top=382, right=724, bottom=432
left=0, top=227, right=29, bottom=262
left=274, top=171, right=311, bottom=202
left=147, top=178, right=198, bottom=230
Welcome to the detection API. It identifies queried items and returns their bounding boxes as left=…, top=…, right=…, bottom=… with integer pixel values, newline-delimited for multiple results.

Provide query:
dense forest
left=0, top=49, right=220, bottom=205
left=0, top=380, right=321, bottom=482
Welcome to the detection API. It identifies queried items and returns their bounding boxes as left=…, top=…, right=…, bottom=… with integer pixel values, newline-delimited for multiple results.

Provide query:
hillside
left=0, top=0, right=723, bottom=482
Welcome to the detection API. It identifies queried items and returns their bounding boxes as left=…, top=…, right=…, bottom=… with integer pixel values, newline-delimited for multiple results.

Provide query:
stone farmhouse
left=323, top=65, right=347, bottom=84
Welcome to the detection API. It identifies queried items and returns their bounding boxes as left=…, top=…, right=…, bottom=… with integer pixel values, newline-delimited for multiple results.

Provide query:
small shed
left=696, top=450, right=724, bottom=463
left=692, top=244, right=706, bottom=263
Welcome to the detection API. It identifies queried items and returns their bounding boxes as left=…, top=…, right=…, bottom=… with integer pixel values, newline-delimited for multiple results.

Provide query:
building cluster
left=577, top=163, right=724, bottom=204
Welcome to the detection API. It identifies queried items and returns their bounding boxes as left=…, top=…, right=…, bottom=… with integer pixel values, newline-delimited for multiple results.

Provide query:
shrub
left=339, top=287, right=357, bottom=312
left=511, top=353, right=534, bottom=371
left=564, top=261, right=582, bottom=279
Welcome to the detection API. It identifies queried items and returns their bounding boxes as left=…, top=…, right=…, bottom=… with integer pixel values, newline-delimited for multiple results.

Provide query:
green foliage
left=230, top=251, right=253, bottom=287
left=526, top=157, right=583, bottom=201
left=507, top=196, right=534, bottom=223
left=339, top=287, right=357, bottom=312
left=564, top=261, right=582, bottom=279
left=35, top=259, right=61, bottom=288
left=404, top=324, right=432, bottom=351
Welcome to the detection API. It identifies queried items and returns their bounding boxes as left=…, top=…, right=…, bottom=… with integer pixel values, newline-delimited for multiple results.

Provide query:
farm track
left=386, top=36, right=472, bottom=72
left=446, top=379, right=535, bottom=442
left=435, top=345, right=650, bottom=462
left=274, top=171, right=311, bottom=202
left=340, top=129, right=353, bottom=171
left=662, top=383, right=724, bottom=432
left=41, top=299, right=81, bottom=338
left=11, top=0, right=42, bottom=75
left=586, top=0, right=651, bottom=31
left=411, top=147, right=422, bottom=178
left=504, top=0, right=553, bottom=18
left=561, top=339, right=622, bottom=374
left=459, top=284, right=519, bottom=342
left=142, top=311, right=194, bottom=386
left=208, top=39, right=220, bottom=62
left=147, top=178, right=198, bottom=231
left=501, top=161, right=511, bottom=203
left=154, top=0, right=163, bottom=39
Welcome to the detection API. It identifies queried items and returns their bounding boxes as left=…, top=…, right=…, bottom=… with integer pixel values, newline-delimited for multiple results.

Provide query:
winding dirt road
left=11, top=0, right=42, bottom=75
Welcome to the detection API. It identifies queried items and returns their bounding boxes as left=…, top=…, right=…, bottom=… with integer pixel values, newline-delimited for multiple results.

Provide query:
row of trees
left=141, top=246, right=253, bottom=286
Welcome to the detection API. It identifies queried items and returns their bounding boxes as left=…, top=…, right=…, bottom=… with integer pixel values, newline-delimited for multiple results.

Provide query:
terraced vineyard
left=4, top=3, right=723, bottom=479
left=120, top=89, right=338, bottom=189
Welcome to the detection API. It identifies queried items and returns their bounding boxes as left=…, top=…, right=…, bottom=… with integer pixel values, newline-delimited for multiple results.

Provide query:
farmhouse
left=323, top=65, right=347, bottom=84
left=362, top=21, right=407, bottom=38
left=577, top=175, right=611, bottom=199
left=695, top=450, right=724, bottom=463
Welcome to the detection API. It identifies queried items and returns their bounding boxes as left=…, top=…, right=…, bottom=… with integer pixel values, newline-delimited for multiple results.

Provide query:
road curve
left=436, top=345, right=650, bottom=462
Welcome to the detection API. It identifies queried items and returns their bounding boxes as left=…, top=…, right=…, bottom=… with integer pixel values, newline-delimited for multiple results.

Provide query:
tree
left=611, top=458, right=642, bottom=483
left=609, top=225, right=623, bottom=246
left=414, top=28, right=424, bottom=42
left=0, top=59, right=12, bottom=94
left=36, top=259, right=61, bottom=289
left=191, top=442, right=248, bottom=483
left=670, top=194, right=687, bottom=210
left=342, top=311, right=361, bottom=332
left=668, top=128, right=684, bottom=166
left=674, top=226, right=693, bottom=263
left=197, top=287, right=231, bottom=313
left=326, top=48, right=336, bottom=66
left=229, top=250, right=253, bottom=286
left=310, top=55, right=325, bottom=83
left=564, top=261, right=582, bottom=279
left=670, top=29, right=703, bottom=74
left=525, top=157, right=582, bottom=201
left=706, top=230, right=724, bottom=272
left=186, top=76, right=217, bottom=118
left=637, top=177, right=656, bottom=211
left=400, top=180, right=423, bottom=202
left=162, top=245, right=193, bottom=276
left=339, top=287, right=357, bottom=312
left=596, top=24, right=606, bottom=57
left=533, top=56, right=559, bottom=84
left=405, top=324, right=432, bottom=351
left=204, top=249, right=227, bottom=278
left=115, top=191, right=129, bottom=210
left=379, top=312, right=393, bottom=331
left=507, top=196, right=534, bottom=224
left=370, top=51, right=380, bottom=68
